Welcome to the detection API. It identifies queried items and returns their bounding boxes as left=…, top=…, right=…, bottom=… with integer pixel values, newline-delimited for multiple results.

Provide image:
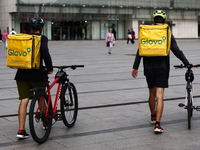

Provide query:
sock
left=155, top=121, right=160, bottom=126
left=20, top=130, right=25, bottom=133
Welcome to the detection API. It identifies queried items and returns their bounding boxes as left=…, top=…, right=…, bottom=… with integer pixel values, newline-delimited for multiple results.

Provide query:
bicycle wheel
left=60, top=82, right=78, bottom=128
left=190, top=97, right=193, bottom=117
left=187, top=90, right=191, bottom=129
left=29, top=92, right=52, bottom=144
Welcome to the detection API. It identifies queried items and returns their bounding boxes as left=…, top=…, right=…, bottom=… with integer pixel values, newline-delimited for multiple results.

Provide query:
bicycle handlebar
left=174, top=64, right=200, bottom=69
left=42, top=65, right=84, bottom=74
left=53, top=65, right=84, bottom=70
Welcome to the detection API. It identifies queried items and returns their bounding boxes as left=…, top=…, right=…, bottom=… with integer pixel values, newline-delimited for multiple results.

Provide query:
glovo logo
left=141, top=36, right=166, bottom=45
left=8, top=48, right=31, bottom=57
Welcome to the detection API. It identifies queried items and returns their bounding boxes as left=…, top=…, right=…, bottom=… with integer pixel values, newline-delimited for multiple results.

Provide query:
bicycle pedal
left=54, top=113, right=62, bottom=121
left=178, top=103, right=185, bottom=107
left=195, top=106, right=200, bottom=111
left=58, top=115, right=63, bottom=121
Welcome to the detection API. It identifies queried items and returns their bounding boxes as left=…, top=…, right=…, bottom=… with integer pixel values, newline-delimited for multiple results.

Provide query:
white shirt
left=10, top=31, right=17, bottom=34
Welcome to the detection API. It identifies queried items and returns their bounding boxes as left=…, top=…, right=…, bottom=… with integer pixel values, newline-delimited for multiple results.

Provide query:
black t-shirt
left=133, top=34, right=189, bottom=73
left=15, top=34, right=53, bottom=81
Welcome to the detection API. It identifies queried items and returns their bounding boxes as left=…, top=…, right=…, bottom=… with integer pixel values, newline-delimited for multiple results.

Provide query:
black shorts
left=144, top=68, right=169, bottom=89
left=16, top=81, right=46, bottom=100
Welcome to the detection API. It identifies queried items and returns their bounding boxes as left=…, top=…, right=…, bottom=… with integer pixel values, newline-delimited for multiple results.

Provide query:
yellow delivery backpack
left=7, top=34, right=41, bottom=69
left=139, top=24, right=171, bottom=57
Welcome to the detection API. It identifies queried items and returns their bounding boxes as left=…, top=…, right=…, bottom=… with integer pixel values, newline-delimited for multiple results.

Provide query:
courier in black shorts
left=145, top=68, right=169, bottom=89
left=131, top=10, right=192, bottom=133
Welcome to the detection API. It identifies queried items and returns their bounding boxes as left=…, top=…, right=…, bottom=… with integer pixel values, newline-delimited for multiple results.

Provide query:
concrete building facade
left=0, top=0, right=200, bottom=40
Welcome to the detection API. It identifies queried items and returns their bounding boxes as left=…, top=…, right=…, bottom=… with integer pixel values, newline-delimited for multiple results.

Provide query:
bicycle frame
left=36, top=77, right=62, bottom=119
left=29, top=65, right=83, bottom=144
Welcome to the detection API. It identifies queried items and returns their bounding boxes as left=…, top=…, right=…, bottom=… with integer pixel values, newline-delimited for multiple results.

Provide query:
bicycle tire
left=190, top=93, right=193, bottom=117
left=29, top=92, right=52, bottom=144
left=187, top=90, right=191, bottom=129
left=60, top=82, right=78, bottom=128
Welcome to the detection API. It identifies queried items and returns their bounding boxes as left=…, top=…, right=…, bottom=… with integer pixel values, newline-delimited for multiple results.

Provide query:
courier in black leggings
left=15, top=17, right=53, bottom=139
left=131, top=10, right=193, bottom=133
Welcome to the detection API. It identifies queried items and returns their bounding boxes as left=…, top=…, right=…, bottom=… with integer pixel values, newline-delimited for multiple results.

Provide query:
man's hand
left=189, top=62, right=193, bottom=67
left=131, top=69, right=138, bottom=78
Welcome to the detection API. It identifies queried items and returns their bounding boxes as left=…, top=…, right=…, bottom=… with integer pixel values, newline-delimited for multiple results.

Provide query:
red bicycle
left=29, top=65, right=84, bottom=144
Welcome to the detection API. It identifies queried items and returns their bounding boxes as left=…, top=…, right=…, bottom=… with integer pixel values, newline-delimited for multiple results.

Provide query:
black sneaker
left=16, top=130, right=29, bottom=139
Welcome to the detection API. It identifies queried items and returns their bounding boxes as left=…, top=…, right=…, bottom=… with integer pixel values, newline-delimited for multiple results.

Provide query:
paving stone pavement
left=0, top=39, right=200, bottom=150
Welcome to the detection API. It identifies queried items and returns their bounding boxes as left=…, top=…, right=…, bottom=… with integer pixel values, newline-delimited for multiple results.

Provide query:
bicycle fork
left=178, top=82, right=193, bottom=108
left=184, top=89, right=194, bottom=109
left=61, top=80, right=74, bottom=107
left=178, top=82, right=200, bottom=111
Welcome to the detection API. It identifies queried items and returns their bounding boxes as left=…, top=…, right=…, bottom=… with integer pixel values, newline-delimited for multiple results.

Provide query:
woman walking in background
left=2, top=30, right=8, bottom=50
left=105, top=28, right=116, bottom=55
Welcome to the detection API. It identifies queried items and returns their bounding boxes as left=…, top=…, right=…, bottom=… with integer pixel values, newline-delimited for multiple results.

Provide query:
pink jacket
left=2, top=33, right=8, bottom=40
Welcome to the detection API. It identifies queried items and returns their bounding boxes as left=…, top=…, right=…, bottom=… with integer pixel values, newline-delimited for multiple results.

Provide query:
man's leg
left=155, top=87, right=164, bottom=122
left=18, top=98, right=29, bottom=130
left=154, top=87, right=164, bottom=133
left=149, top=87, right=156, bottom=115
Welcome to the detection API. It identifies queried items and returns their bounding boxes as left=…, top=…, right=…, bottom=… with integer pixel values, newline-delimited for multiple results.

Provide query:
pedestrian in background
left=127, top=29, right=132, bottom=44
left=105, top=28, right=116, bottom=55
left=2, top=30, right=8, bottom=49
left=10, top=28, right=17, bottom=34
left=63, top=29, right=67, bottom=40
left=131, top=28, right=135, bottom=44
left=112, top=25, right=117, bottom=46
left=112, top=24, right=116, bottom=40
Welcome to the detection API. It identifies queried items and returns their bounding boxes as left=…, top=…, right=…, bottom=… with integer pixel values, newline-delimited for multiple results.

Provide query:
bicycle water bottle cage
left=55, top=71, right=68, bottom=83
left=185, top=70, right=194, bottom=82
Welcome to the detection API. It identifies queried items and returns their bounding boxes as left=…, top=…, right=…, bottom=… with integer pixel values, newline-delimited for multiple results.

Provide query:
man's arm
left=170, top=34, right=189, bottom=66
left=132, top=49, right=142, bottom=78
left=41, top=36, right=53, bottom=72
left=133, top=49, right=142, bottom=70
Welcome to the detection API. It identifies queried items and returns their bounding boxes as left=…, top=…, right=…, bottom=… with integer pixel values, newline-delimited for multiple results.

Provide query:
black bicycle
left=174, top=64, right=200, bottom=129
left=29, top=65, right=84, bottom=144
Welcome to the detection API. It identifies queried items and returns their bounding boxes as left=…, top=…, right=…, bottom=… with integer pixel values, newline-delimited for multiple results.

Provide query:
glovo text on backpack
left=139, top=24, right=171, bottom=57
left=6, top=34, right=41, bottom=69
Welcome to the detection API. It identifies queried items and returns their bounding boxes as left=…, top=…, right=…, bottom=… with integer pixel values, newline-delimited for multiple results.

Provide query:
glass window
left=92, top=21, right=100, bottom=39
left=118, top=20, right=124, bottom=39
left=101, top=21, right=109, bottom=39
